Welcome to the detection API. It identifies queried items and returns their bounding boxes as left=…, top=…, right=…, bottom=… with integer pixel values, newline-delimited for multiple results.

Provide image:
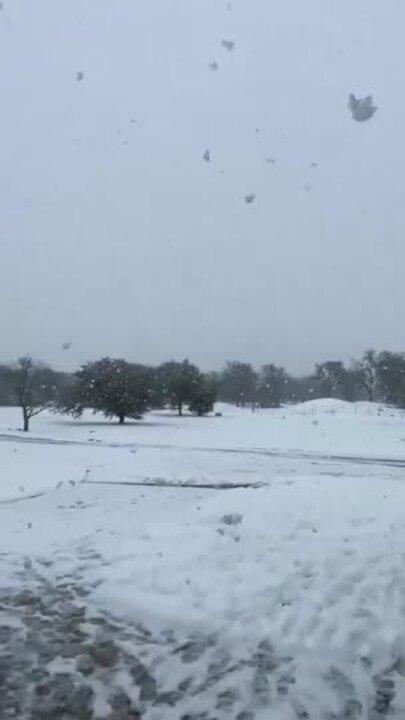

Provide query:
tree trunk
left=177, top=402, right=183, bottom=416
left=23, top=411, right=29, bottom=432
left=118, top=414, right=125, bottom=424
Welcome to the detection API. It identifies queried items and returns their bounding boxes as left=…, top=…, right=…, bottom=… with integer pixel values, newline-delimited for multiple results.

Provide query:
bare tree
left=315, top=361, right=346, bottom=398
left=353, top=349, right=378, bottom=401
left=17, top=356, right=54, bottom=431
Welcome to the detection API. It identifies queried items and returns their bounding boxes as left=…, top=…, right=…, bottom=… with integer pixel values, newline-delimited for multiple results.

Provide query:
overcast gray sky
left=0, top=0, right=404, bottom=375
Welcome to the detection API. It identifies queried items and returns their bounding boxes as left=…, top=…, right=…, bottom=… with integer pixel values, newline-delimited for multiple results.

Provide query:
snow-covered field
left=2, top=400, right=405, bottom=719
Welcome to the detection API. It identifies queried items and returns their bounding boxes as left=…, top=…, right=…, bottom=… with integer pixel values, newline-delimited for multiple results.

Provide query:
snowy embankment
left=1, top=400, right=405, bottom=718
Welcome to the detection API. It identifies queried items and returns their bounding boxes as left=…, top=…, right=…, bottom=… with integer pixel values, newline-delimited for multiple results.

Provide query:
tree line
left=214, top=351, right=405, bottom=407
left=0, top=357, right=216, bottom=431
left=1, top=349, right=405, bottom=430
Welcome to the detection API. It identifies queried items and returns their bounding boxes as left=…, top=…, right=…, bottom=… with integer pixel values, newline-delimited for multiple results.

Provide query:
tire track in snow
left=2, top=432, right=405, bottom=470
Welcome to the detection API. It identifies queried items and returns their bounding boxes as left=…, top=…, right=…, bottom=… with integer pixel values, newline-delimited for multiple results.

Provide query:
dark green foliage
left=258, top=364, right=289, bottom=408
left=188, top=376, right=216, bottom=416
left=4, top=347, right=405, bottom=424
left=220, top=362, right=258, bottom=406
left=282, top=374, right=324, bottom=403
left=60, top=358, right=154, bottom=423
left=0, top=364, right=19, bottom=405
left=338, top=369, right=358, bottom=402
left=158, top=360, right=203, bottom=416
left=375, top=351, right=405, bottom=407
left=146, top=367, right=167, bottom=410
left=216, top=362, right=327, bottom=406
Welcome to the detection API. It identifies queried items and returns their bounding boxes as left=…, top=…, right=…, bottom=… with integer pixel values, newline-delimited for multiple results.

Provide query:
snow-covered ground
left=2, top=400, right=405, bottom=719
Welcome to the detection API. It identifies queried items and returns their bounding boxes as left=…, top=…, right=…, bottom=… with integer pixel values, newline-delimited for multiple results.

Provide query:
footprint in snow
left=221, top=513, right=243, bottom=526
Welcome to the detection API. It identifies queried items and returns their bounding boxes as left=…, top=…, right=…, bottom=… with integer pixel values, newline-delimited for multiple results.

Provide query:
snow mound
left=289, top=399, right=394, bottom=418
left=352, top=401, right=389, bottom=416
left=288, top=398, right=354, bottom=415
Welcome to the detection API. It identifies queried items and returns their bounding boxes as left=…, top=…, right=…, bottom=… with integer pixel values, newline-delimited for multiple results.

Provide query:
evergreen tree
left=219, top=361, right=258, bottom=406
left=61, top=358, right=153, bottom=423
left=158, top=359, right=202, bottom=416
left=258, top=364, right=288, bottom=407
left=375, top=351, right=405, bottom=407
left=188, top=376, right=216, bottom=416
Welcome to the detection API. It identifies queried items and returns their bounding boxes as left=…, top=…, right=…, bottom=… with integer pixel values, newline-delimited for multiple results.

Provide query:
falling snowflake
left=348, top=94, right=377, bottom=122
left=203, top=149, right=210, bottom=162
left=221, top=39, right=235, bottom=52
left=245, top=193, right=256, bottom=204
left=208, top=61, right=219, bottom=72
left=266, top=157, right=276, bottom=164
left=76, top=71, right=84, bottom=82
left=62, top=341, right=72, bottom=350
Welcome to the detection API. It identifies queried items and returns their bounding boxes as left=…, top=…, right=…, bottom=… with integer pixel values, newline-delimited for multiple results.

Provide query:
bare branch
left=27, top=403, right=52, bottom=418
